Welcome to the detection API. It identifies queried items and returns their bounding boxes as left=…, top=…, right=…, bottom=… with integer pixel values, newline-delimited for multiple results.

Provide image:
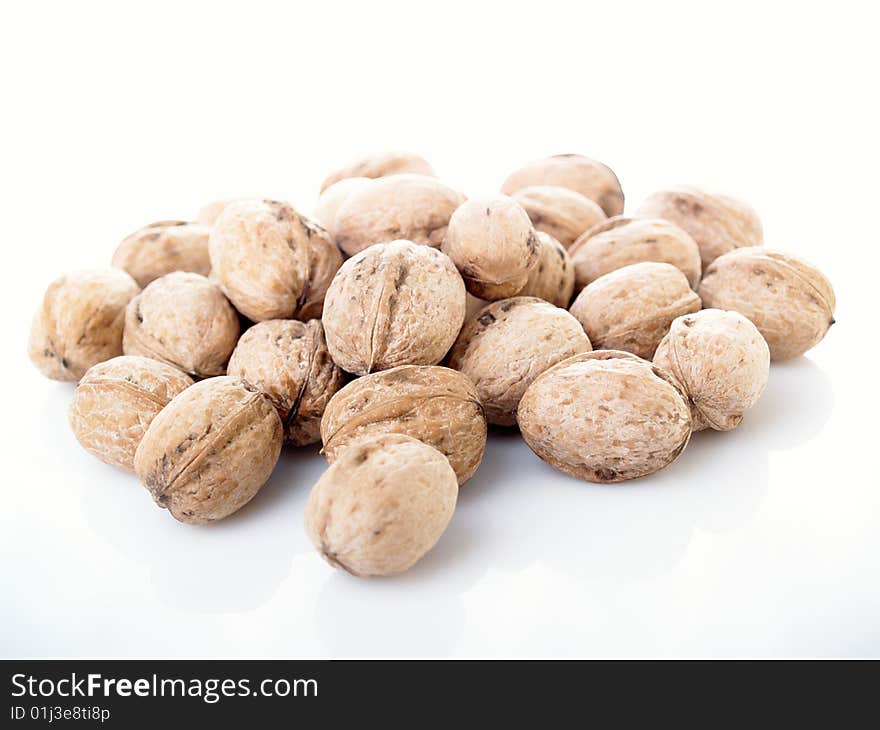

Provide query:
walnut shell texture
left=441, top=194, right=539, bottom=300
left=635, top=187, right=763, bottom=268
left=69, top=355, right=193, bottom=470
left=320, top=152, right=435, bottom=192
left=698, top=247, right=835, bottom=361
left=321, top=365, right=487, bottom=485
left=209, top=199, right=341, bottom=321
left=448, top=297, right=592, bottom=426
left=313, top=177, right=372, bottom=236
left=28, top=268, right=141, bottom=382
left=123, top=272, right=240, bottom=378
left=334, top=174, right=465, bottom=257
left=112, top=220, right=211, bottom=287
left=514, top=231, right=576, bottom=307
left=569, top=262, right=702, bottom=359
left=518, top=350, right=692, bottom=482
left=304, top=433, right=458, bottom=577
left=134, top=376, right=283, bottom=525
left=227, top=319, right=344, bottom=446
left=569, top=216, right=702, bottom=290
left=511, top=185, right=607, bottom=247
left=501, top=154, right=624, bottom=217
left=654, top=309, right=770, bottom=431
left=322, top=240, right=466, bottom=375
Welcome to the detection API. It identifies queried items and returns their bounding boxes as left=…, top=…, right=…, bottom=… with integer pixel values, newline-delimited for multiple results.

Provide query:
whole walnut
left=515, top=231, right=575, bottom=307
left=321, top=365, right=486, bottom=485
left=196, top=199, right=242, bottom=226
left=511, top=185, right=607, bottom=247
left=322, top=240, right=466, bottom=375
left=134, top=376, right=283, bottom=525
left=28, top=268, right=140, bottom=382
left=112, top=220, right=211, bottom=287
left=569, top=216, right=702, bottom=290
left=304, top=433, right=457, bottom=577
left=123, top=272, right=240, bottom=378
left=209, top=199, right=342, bottom=321
left=569, top=261, right=702, bottom=359
left=313, top=177, right=372, bottom=235
left=448, top=297, right=591, bottom=426
left=227, top=319, right=344, bottom=446
left=441, top=195, right=539, bottom=300
left=320, top=151, right=434, bottom=192
left=518, top=350, right=692, bottom=482
left=69, top=355, right=193, bottom=470
left=698, top=247, right=835, bottom=361
left=334, top=174, right=465, bottom=257
left=635, top=187, right=763, bottom=268
left=501, top=154, right=624, bottom=217
left=653, top=309, right=770, bottom=431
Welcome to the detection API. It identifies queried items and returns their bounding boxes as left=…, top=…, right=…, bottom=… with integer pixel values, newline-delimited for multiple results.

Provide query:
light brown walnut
left=313, top=177, right=372, bottom=236
left=515, top=232, right=575, bottom=308
left=320, top=152, right=434, bottom=192
left=512, top=185, right=607, bottom=248
left=112, top=220, right=211, bottom=287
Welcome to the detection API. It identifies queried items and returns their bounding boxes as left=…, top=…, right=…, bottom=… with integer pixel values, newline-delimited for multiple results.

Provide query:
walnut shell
left=209, top=199, right=342, bottom=321
left=501, top=154, right=624, bottom=217
left=569, top=216, right=702, bottom=290
left=321, top=365, right=486, bottom=485
left=227, top=319, right=344, bottom=446
left=698, top=247, right=835, bottom=361
left=123, top=272, right=240, bottom=378
left=653, top=309, right=770, bottom=431
left=441, top=195, right=539, bottom=300
left=514, top=231, right=575, bottom=307
left=334, top=174, right=465, bottom=257
left=304, top=433, right=457, bottom=577
left=447, top=297, right=591, bottom=426
left=635, top=187, right=763, bottom=268
left=28, top=268, right=140, bottom=381
left=320, top=151, right=434, bottom=192
left=518, top=350, right=692, bottom=482
left=112, top=220, right=211, bottom=287
left=69, top=355, right=193, bottom=470
left=196, top=199, right=242, bottom=226
left=511, top=185, right=607, bottom=247
left=569, top=262, right=702, bottom=359
left=134, top=376, right=283, bottom=525
left=313, top=177, right=372, bottom=235
left=322, top=240, right=466, bottom=375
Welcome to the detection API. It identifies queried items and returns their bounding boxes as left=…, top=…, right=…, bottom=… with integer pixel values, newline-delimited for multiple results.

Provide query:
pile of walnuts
left=29, top=152, right=836, bottom=578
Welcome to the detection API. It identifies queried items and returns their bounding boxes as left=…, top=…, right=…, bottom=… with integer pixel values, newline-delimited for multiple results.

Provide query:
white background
left=1, top=1, right=878, bottom=658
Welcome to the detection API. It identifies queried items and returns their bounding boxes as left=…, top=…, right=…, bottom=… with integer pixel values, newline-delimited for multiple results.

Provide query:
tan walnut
left=569, top=261, right=702, bottom=359
left=514, top=231, right=576, bottom=307
left=511, top=185, right=607, bottom=248
left=227, top=319, right=344, bottom=446
left=304, top=433, right=457, bottom=577
left=698, top=247, right=835, bottom=361
left=28, top=268, right=140, bottom=382
left=112, top=220, right=211, bottom=287
left=654, top=309, right=770, bottom=431
left=518, top=350, right=692, bottom=483
left=312, top=177, right=372, bottom=236
left=69, top=355, right=193, bottom=470
left=447, top=297, right=591, bottom=426
left=320, top=151, right=434, bottom=192
left=321, top=365, right=487, bottom=485
left=134, top=376, right=283, bottom=525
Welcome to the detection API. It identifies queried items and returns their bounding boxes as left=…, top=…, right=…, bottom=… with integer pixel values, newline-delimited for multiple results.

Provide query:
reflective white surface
left=1, top=1, right=877, bottom=658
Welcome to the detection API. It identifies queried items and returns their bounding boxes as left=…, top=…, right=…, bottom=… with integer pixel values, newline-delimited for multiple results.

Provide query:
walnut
left=518, top=350, right=692, bottom=482
left=304, top=433, right=457, bottom=577
left=501, top=154, right=624, bottom=216
left=123, top=272, right=240, bottom=378
left=134, top=376, right=283, bottom=524
left=209, top=198, right=342, bottom=321
left=511, top=185, right=607, bottom=247
left=112, top=220, right=211, bottom=287
left=320, top=151, right=434, bottom=192
left=698, top=247, right=835, bottom=360
left=448, top=297, right=591, bottom=426
left=322, top=240, right=466, bottom=375
left=569, top=262, right=702, bottom=358
left=227, top=319, right=344, bottom=446
left=312, top=177, right=372, bottom=236
left=68, top=355, right=193, bottom=470
left=515, top=232, right=575, bottom=307
left=321, top=365, right=486, bottom=485
left=28, top=268, right=140, bottom=381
